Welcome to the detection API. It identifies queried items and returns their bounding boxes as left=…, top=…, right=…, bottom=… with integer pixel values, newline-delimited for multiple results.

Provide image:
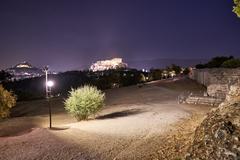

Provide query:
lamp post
left=47, top=80, right=54, bottom=129
left=43, top=66, right=49, bottom=99
left=43, top=66, right=54, bottom=129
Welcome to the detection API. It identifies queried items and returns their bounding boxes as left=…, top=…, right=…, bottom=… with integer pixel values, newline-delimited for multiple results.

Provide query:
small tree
left=149, top=68, right=162, bottom=80
left=139, top=73, right=146, bottom=83
left=64, top=85, right=105, bottom=121
left=0, top=85, right=16, bottom=119
left=169, top=64, right=181, bottom=74
left=183, top=67, right=190, bottom=75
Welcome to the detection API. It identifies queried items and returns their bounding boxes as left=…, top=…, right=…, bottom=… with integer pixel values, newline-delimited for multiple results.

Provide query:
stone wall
left=207, top=84, right=229, bottom=98
left=189, top=68, right=240, bottom=98
left=186, top=82, right=240, bottom=160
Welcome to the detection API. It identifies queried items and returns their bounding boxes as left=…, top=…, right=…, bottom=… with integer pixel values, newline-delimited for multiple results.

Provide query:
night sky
left=0, top=0, right=240, bottom=71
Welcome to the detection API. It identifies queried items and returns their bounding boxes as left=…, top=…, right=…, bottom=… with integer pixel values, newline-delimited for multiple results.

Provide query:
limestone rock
left=187, top=83, right=240, bottom=160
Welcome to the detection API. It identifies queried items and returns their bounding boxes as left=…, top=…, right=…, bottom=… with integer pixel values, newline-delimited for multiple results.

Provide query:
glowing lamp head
left=47, top=80, right=54, bottom=87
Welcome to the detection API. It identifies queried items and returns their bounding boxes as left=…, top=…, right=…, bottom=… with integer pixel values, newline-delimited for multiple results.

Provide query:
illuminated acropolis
left=90, top=58, right=128, bottom=72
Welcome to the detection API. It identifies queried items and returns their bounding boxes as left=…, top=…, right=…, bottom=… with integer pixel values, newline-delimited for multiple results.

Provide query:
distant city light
left=5, top=61, right=44, bottom=81
left=142, top=69, right=148, bottom=72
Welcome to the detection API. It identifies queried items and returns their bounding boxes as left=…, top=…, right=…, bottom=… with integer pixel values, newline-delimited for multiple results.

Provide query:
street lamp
left=43, top=66, right=54, bottom=129
left=47, top=80, right=54, bottom=89
left=46, top=80, right=54, bottom=129
left=43, top=66, right=49, bottom=99
left=47, top=80, right=54, bottom=96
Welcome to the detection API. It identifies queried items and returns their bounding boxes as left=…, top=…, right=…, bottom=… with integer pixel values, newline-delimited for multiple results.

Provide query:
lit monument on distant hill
left=5, top=61, right=44, bottom=80
left=90, top=58, right=128, bottom=72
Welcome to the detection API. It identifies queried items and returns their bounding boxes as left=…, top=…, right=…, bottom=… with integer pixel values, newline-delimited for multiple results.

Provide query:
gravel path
left=0, top=78, right=212, bottom=160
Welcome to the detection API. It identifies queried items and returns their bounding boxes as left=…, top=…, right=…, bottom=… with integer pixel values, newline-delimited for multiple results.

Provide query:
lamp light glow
left=47, top=80, right=54, bottom=87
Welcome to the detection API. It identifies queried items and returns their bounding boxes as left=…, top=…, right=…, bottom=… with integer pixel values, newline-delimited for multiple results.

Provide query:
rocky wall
left=186, top=83, right=240, bottom=160
left=189, top=68, right=240, bottom=98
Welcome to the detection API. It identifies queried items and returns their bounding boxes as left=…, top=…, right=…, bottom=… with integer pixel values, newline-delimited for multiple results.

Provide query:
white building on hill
left=5, top=61, right=44, bottom=80
left=90, top=58, right=128, bottom=72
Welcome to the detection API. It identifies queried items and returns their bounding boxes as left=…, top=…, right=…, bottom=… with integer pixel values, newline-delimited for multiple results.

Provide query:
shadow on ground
left=10, top=97, right=65, bottom=117
left=50, top=126, right=70, bottom=131
left=96, top=109, right=144, bottom=120
left=0, top=120, right=36, bottom=137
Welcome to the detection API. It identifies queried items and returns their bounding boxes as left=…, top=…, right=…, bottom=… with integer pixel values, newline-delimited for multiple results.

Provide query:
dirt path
left=0, top=78, right=213, bottom=160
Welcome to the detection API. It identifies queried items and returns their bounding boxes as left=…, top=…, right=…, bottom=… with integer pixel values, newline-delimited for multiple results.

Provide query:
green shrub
left=0, top=85, right=16, bottom=119
left=139, top=73, right=146, bottom=83
left=64, top=85, right=105, bottom=121
left=221, top=58, right=240, bottom=68
left=233, top=0, right=240, bottom=17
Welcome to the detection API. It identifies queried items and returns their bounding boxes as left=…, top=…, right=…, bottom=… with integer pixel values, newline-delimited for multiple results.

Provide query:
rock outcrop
left=187, top=83, right=240, bottom=160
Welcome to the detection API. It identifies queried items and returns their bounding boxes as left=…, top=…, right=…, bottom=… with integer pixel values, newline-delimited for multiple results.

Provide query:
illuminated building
left=90, top=58, right=128, bottom=72
left=5, top=61, right=44, bottom=80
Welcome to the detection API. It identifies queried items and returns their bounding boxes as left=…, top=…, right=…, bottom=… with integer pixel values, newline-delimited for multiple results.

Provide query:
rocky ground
left=187, top=83, right=240, bottom=160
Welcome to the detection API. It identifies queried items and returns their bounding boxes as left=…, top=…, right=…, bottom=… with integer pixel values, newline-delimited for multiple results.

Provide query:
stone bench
left=184, top=96, right=224, bottom=106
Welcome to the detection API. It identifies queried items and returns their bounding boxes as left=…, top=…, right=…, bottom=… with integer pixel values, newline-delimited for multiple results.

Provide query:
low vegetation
left=0, top=85, right=16, bottom=119
left=64, top=85, right=105, bottom=121
left=0, top=70, right=11, bottom=82
left=196, top=56, right=240, bottom=69
left=233, top=0, right=240, bottom=17
left=222, top=58, right=240, bottom=68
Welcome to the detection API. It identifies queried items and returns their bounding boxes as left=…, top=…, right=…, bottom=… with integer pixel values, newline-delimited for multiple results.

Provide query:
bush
left=149, top=69, right=162, bottom=80
left=0, top=85, right=16, bottom=119
left=206, top=56, right=233, bottom=68
left=0, top=70, right=11, bottom=82
left=64, top=85, right=105, bottom=121
left=195, top=64, right=206, bottom=69
left=183, top=68, right=190, bottom=75
left=195, top=56, right=234, bottom=69
left=221, top=58, right=240, bottom=68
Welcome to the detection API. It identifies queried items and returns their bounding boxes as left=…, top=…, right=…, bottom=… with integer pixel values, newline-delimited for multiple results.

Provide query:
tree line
left=195, top=56, right=240, bottom=69
left=0, top=65, right=189, bottom=101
